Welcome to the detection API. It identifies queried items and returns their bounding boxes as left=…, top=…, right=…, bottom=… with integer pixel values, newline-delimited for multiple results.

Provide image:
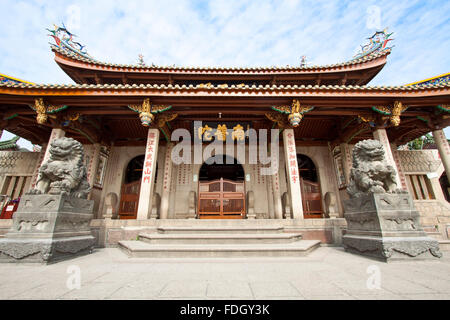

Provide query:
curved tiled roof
left=52, top=45, right=391, bottom=73
left=1, top=79, right=449, bottom=92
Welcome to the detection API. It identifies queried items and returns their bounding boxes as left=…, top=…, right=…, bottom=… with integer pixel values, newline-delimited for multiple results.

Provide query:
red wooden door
left=118, top=180, right=141, bottom=219
left=198, top=178, right=245, bottom=219
left=300, top=178, right=323, bottom=219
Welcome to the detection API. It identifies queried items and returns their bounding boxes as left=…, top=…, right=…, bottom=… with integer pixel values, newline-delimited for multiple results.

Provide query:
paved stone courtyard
left=0, top=246, right=449, bottom=300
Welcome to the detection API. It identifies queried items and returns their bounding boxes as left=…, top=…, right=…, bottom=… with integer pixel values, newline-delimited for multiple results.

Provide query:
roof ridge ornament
left=47, top=23, right=95, bottom=61
left=353, top=28, right=394, bottom=60
left=137, top=54, right=146, bottom=67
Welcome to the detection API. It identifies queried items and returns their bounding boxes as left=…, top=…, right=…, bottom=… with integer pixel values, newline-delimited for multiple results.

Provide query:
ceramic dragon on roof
left=353, top=28, right=394, bottom=60
left=47, top=23, right=95, bottom=61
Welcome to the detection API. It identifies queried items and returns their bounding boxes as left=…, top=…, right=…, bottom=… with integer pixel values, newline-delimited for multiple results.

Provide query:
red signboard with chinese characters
left=142, top=132, right=157, bottom=184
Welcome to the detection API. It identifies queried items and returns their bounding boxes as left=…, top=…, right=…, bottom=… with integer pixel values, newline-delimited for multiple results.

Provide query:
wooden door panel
left=118, top=180, right=141, bottom=220
left=300, top=178, right=323, bottom=219
left=198, top=178, right=245, bottom=219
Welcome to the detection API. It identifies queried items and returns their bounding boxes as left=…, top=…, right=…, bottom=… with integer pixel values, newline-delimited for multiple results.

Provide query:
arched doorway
left=297, top=154, right=323, bottom=218
left=118, top=155, right=158, bottom=219
left=198, top=155, right=246, bottom=219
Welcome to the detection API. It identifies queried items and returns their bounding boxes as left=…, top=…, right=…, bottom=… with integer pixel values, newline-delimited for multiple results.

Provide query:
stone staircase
left=118, top=225, right=321, bottom=258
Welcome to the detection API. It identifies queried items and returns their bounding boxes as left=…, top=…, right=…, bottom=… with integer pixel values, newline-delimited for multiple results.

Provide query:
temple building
left=0, top=27, right=449, bottom=251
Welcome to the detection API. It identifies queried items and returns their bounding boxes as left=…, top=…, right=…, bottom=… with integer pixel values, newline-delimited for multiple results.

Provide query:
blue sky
left=0, top=0, right=449, bottom=149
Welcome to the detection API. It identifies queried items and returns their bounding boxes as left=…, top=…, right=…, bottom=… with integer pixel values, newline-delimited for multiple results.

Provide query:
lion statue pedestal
left=342, top=139, right=441, bottom=262
left=0, top=137, right=95, bottom=264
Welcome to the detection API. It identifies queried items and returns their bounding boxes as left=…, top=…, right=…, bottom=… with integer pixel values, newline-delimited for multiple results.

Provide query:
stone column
left=30, top=128, right=65, bottom=189
left=372, top=128, right=402, bottom=188
left=136, top=128, right=159, bottom=220
left=266, top=176, right=275, bottom=219
left=390, top=143, right=408, bottom=191
left=271, top=167, right=283, bottom=219
left=87, top=143, right=101, bottom=199
left=339, top=143, right=352, bottom=185
left=267, top=144, right=283, bottom=219
left=432, top=129, right=450, bottom=182
left=283, top=129, right=303, bottom=219
left=30, top=143, right=47, bottom=190
left=42, top=128, right=65, bottom=164
left=160, top=143, right=173, bottom=219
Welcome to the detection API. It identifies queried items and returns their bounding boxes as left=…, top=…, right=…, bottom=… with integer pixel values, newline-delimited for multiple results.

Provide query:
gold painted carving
left=270, top=99, right=314, bottom=128
left=265, top=112, right=290, bottom=129
left=390, top=101, right=408, bottom=126
left=155, top=112, right=178, bottom=128
left=128, top=98, right=172, bottom=127
left=32, top=98, right=68, bottom=124
left=34, top=98, right=47, bottom=124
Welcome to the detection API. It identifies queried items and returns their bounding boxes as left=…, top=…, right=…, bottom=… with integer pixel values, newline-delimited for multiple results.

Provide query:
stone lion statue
left=347, top=139, right=401, bottom=198
left=28, top=137, right=91, bottom=198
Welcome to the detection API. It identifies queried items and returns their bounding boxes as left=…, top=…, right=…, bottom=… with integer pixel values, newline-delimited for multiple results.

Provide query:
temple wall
left=397, top=149, right=450, bottom=239
left=97, top=145, right=144, bottom=217
left=169, top=144, right=271, bottom=218
left=0, top=151, right=41, bottom=208
left=81, top=143, right=343, bottom=220
left=296, top=145, right=343, bottom=217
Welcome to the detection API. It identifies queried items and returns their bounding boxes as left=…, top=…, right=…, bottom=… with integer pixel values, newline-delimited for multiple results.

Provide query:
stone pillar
left=339, top=143, right=352, bottom=185
left=136, top=129, right=159, bottom=220
left=372, top=128, right=402, bottom=188
left=271, top=168, right=283, bottom=219
left=390, top=143, right=408, bottom=191
left=267, top=144, right=283, bottom=219
left=42, top=129, right=65, bottom=164
left=283, top=129, right=303, bottom=219
left=30, top=128, right=65, bottom=189
left=87, top=143, right=101, bottom=199
left=160, top=143, right=173, bottom=219
left=266, top=176, right=275, bottom=219
left=30, top=143, right=47, bottom=190
left=432, top=129, right=450, bottom=182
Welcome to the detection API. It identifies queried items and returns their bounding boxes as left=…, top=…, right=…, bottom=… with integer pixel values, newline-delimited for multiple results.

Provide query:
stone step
left=118, top=240, right=321, bottom=258
left=157, top=226, right=284, bottom=234
left=139, top=232, right=302, bottom=244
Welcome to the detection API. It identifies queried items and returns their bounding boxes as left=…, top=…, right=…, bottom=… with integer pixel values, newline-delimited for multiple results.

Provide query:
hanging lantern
left=139, top=111, right=154, bottom=127
left=288, top=112, right=303, bottom=127
left=288, top=99, right=303, bottom=127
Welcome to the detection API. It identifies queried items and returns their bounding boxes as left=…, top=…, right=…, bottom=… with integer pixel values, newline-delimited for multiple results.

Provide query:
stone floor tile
left=109, top=280, right=167, bottom=299
left=58, top=281, right=126, bottom=299
left=399, top=293, right=450, bottom=300
left=306, top=294, right=356, bottom=300
left=249, top=281, right=302, bottom=298
left=158, top=280, right=208, bottom=298
left=291, top=278, right=347, bottom=297
left=206, top=281, right=253, bottom=298
left=1, top=247, right=450, bottom=300
left=381, top=277, right=439, bottom=294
